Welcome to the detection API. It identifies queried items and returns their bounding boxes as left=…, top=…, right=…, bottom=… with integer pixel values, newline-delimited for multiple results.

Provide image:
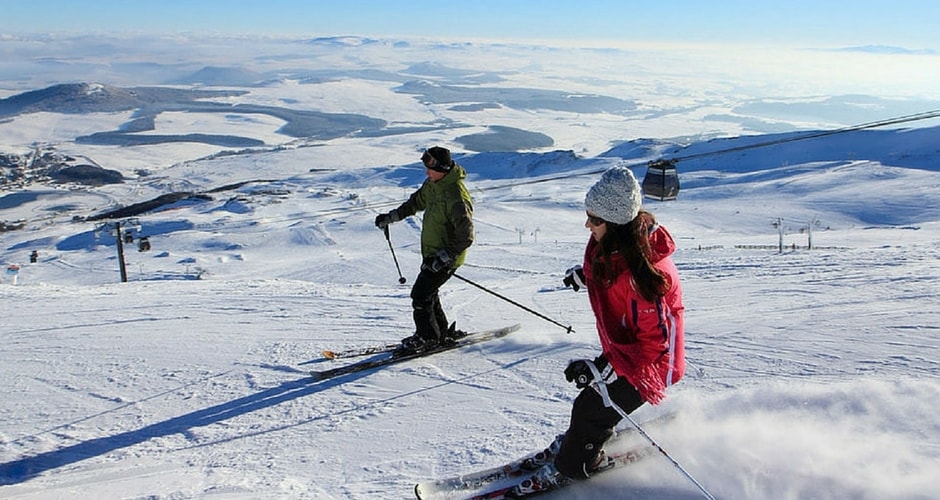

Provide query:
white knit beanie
left=584, top=166, right=642, bottom=225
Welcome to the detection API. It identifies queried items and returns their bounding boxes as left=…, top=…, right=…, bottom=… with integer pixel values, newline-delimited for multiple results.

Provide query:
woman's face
left=585, top=212, right=607, bottom=242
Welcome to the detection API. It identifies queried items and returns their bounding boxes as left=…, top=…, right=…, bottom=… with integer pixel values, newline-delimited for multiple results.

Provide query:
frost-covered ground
left=1, top=35, right=938, bottom=499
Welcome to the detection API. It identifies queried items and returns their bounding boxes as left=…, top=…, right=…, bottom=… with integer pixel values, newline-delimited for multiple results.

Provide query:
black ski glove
left=564, top=355, right=609, bottom=389
left=375, top=211, right=400, bottom=229
left=564, top=359, right=595, bottom=389
left=563, top=265, right=586, bottom=291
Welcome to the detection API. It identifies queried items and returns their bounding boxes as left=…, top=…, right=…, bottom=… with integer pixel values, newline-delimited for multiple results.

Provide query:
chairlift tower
left=95, top=218, right=143, bottom=283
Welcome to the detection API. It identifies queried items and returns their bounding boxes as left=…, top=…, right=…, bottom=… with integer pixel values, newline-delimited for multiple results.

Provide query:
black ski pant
left=410, top=262, right=453, bottom=343
left=554, top=377, right=645, bottom=479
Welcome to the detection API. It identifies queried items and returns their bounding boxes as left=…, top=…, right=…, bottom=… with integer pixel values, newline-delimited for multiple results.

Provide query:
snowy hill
left=1, top=34, right=939, bottom=499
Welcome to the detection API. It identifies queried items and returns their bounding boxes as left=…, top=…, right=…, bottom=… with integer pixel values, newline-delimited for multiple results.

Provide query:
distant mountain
left=0, top=83, right=245, bottom=117
left=172, top=66, right=266, bottom=86
left=301, top=35, right=401, bottom=48
left=0, top=82, right=386, bottom=144
left=0, top=83, right=141, bottom=115
left=833, top=45, right=936, bottom=55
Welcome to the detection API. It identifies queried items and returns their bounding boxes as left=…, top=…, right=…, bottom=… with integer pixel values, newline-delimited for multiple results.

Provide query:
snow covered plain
left=1, top=35, right=939, bottom=499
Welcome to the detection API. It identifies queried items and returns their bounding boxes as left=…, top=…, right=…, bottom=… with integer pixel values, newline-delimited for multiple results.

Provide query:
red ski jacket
left=582, top=224, right=685, bottom=404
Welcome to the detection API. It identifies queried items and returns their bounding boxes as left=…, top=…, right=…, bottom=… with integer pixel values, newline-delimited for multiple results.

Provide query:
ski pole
left=452, top=272, right=573, bottom=334
left=587, top=363, right=717, bottom=500
left=383, top=226, right=407, bottom=284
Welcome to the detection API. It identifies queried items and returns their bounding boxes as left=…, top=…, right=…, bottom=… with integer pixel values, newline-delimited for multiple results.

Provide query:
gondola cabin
left=642, top=159, right=680, bottom=201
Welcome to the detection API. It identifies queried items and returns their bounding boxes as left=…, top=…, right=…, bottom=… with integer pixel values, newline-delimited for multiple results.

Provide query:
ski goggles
left=586, top=213, right=606, bottom=227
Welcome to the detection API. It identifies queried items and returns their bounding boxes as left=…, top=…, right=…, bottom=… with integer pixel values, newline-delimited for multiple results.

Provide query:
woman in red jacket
left=517, top=166, right=685, bottom=494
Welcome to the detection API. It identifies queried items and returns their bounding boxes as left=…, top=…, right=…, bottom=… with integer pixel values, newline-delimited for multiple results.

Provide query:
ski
left=322, top=323, right=477, bottom=360
left=310, top=324, right=521, bottom=382
left=466, top=444, right=657, bottom=499
left=414, top=412, right=675, bottom=499
left=416, top=444, right=656, bottom=500
left=322, top=343, right=401, bottom=360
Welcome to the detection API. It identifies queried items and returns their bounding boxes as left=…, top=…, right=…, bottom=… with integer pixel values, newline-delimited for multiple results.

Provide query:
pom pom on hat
left=584, top=166, right=642, bottom=225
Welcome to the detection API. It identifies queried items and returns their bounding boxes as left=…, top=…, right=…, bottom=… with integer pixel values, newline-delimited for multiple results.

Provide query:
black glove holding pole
left=375, top=211, right=401, bottom=229
left=563, top=265, right=587, bottom=291
left=564, top=355, right=609, bottom=389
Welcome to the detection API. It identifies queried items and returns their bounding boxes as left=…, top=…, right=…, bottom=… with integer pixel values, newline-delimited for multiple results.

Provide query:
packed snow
left=1, top=34, right=938, bottom=499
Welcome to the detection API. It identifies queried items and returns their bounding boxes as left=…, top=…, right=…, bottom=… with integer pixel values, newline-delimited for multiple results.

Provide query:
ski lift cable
left=444, top=108, right=940, bottom=197
left=638, top=109, right=940, bottom=202
left=670, top=108, right=940, bottom=163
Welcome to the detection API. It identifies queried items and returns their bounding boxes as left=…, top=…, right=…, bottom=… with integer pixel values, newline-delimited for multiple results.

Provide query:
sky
left=3, top=0, right=939, bottom=48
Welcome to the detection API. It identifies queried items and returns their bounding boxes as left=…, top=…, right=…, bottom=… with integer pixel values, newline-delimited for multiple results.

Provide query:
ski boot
left=521, top=434, right=565, bottom=470
left=394, top=334, right=438, bottom=357
left=440, top=322, right=468, bottom=346
left=587, top=450, right=612, bottom=474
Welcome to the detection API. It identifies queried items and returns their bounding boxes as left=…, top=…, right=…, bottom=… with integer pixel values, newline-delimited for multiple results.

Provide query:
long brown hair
left=591, top=210, right=668, bottom=302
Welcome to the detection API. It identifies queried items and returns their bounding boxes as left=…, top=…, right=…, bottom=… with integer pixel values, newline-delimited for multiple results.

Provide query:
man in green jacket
left=375, top=146, right=474, bottom=354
